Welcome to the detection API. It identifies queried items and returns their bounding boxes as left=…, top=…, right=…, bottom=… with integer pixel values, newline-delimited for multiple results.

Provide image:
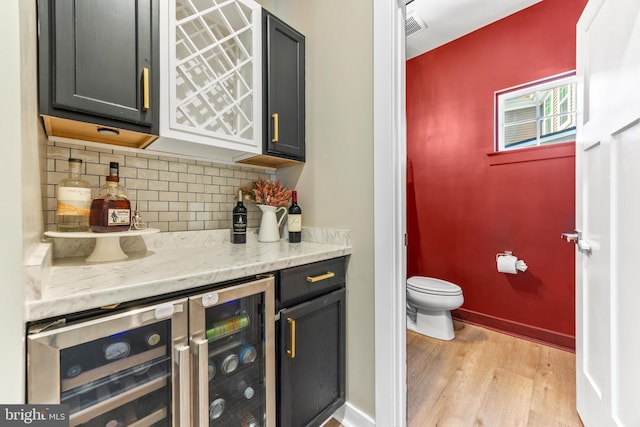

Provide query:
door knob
left=561, top=230, right=592, bottom=255
left=561, top=232, right=579, bottom=242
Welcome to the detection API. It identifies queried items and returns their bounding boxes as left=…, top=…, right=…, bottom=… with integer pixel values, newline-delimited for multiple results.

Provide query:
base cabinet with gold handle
left=276, top=257, right=346, bottom=427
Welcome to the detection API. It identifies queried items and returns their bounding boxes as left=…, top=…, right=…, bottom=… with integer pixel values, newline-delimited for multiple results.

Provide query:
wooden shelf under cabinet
left=42, top=116, right=158, bottom=149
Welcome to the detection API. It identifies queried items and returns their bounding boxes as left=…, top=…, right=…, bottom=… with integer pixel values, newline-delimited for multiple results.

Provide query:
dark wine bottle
left=232, top=190, right=247, bottom=244
left=209, top=396, right=226, bottom=420
left=288, top=190, right=302, bottom=243
left=227, top=376, right=255, bottom=400
left=238, top=344, right=257, bottom=365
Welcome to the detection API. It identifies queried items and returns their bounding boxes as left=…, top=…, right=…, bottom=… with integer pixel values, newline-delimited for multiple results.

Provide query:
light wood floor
left=407, top=322, right=584, bottom=427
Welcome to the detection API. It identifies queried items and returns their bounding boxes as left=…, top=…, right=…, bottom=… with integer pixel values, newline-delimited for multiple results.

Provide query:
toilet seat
left=407, top=276, right=462, bottom=296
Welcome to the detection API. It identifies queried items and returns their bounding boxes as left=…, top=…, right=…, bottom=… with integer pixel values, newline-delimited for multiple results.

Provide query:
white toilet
left=406, top=276, right=464, bottom=341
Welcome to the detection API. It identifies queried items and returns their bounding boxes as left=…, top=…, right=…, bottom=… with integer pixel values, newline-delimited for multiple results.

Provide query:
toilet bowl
left=406, top=276, right=464, bottom=341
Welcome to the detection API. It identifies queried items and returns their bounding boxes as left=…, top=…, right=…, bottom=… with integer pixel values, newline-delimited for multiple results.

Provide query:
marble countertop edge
left=25, top=228, right=351, bottom=322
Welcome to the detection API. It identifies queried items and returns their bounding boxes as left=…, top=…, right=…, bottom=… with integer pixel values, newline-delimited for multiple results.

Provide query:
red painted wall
left=406, top=0, right=587, bottom=349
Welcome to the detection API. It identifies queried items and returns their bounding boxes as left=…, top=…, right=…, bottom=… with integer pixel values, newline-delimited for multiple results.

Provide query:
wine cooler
left=27, top=276, right=275, bottom=427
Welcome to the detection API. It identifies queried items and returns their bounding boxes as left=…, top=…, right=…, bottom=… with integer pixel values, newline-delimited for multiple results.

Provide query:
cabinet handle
left=193, top=337, right=209, bottom=426
left=143, top=67, right=150, bottom=111
left=306, top=272, right=335, bottom=283
left=287, top=318, right=296, bottom=359
left=272, top=113, right=279, bottom=142
left=176, top=344, right=191, bottom=427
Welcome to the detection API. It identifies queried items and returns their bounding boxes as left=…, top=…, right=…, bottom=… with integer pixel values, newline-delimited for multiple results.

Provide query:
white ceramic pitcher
left=258, top=204, right=287, bottom=242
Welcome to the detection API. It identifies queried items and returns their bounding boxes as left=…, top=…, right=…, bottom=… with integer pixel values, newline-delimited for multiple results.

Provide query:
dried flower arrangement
left=241, top=178, right=291, bottom=207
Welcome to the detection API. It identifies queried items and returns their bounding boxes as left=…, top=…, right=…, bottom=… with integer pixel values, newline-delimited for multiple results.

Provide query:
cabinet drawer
left=277, top=257, right=346, bottom=310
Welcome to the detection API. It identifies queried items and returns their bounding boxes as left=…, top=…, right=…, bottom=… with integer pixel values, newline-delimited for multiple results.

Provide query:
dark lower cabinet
left=37, top=0, right=159, bottom=147
left=263, top=10, right=306, bottom=162
left=276, top=258, right=346, bottom=427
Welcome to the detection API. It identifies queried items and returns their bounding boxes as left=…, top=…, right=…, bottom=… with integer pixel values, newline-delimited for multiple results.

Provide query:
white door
left=575, top=1, right=640, bottom=426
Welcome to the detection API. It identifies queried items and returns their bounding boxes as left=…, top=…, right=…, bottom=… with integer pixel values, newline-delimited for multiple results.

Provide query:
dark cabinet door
left=278, top=288, right=345, bottom=427
left=264, top=11, right=305, bottom=162
left=38, top=0, right=159, bottom=134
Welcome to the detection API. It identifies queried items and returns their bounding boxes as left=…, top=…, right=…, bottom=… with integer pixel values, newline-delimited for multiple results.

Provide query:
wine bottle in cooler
left=232, top=190, right=247, bottom=244
left=209, top=395, right=226, bottom=420
left=287, top=190, right=302, bottom=243
left=227, top=376, right=255, bottom=400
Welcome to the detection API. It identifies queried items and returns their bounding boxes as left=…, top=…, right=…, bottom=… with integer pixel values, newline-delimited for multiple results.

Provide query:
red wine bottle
left=232, top=190, right=247, bottom=244
left=288, top=190, right=302, bottom=243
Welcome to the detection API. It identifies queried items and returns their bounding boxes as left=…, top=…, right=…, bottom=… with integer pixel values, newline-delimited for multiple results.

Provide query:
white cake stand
left=44, top=228, right=160, bottom=263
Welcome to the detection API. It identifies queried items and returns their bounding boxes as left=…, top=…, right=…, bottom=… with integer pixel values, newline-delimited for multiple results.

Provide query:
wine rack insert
left=172, top=0, right=259, bottom=143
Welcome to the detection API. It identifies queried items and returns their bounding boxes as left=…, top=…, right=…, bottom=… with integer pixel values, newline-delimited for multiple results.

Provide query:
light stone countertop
left=26, top=227, right=351, bottom=322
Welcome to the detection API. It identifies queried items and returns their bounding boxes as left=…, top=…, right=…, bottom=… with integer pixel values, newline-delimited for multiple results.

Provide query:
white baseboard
left=330, top=402, right=376, bottom=427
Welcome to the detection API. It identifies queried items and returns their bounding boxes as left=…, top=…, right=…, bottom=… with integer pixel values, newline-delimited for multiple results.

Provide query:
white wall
left=263, top=0, right=376, bottom=419
left=0, top=0, right=45, bottom=401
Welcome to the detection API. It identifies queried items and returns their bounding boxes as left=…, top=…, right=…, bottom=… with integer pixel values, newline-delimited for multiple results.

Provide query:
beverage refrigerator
left=26, top=275, right=275, bottom=427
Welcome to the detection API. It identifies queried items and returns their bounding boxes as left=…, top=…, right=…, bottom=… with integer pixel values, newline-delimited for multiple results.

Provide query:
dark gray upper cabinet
left=38, top=0, right=159, bottom=141
left=264, top=10, right=306, bottom=162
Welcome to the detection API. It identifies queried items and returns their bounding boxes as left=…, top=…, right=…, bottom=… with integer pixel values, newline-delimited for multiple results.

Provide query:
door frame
left=373, top=1, right=407, bottom=426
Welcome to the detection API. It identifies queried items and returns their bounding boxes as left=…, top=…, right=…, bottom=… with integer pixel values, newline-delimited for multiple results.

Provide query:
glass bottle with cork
left=89, top=162, right=131, bottom=232
left=56, top=158, right=92, bottom=232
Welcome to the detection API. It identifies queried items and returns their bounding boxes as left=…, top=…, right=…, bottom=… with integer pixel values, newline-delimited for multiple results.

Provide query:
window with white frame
left=496, top=73, right=577, bottom=151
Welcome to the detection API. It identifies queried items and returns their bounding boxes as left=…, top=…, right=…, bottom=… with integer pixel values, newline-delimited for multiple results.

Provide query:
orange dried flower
left=241, top=178, right=291, bottom=207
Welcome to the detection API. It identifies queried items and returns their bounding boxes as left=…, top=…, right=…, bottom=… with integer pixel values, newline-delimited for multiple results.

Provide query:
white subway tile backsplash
left=159, top=211, right=179, bottom=222
left=179, top=192, right=196, bottom=202
left=126, top=157, right=148, bottom=169
left=138, top=169, right=159, bottom=180
left=220, top=169, right=234, bottom=178
left=149, top=201, right=169, bottom=211
left=187, top=164, right=205, bottom=175
left=45, top=141, right=274, bottom=232
left=188, top=183, right=205, bottom=193
left=169, top=222, right=188, bottom=232
left=159, top=171, right=180, bottom=181
left=159, top=192, right=179, bottom=202
left=149, top=180, right=169, bottom=191
left=149, top=159, right=169, bottom=170
left=169, top=162, right=188, bottom=173
left=178, top=172, right=196, bottom=183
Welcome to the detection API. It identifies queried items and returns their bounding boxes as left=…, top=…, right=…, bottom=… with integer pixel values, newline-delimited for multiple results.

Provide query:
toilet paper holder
left=496, top=251, right=528, bottom=274
left=496, top=250, right=514, bottom=260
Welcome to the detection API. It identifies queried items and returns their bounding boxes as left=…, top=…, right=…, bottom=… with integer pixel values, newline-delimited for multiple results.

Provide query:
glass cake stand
left=44, top=228, right=160, bottom=263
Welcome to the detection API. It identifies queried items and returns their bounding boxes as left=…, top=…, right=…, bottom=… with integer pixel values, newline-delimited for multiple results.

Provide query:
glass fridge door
left=27, top=298, right=190, bottom=427
left=189, top=276, right=275, bottom=427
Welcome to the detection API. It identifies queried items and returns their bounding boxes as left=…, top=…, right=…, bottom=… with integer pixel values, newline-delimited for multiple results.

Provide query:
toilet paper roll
left=497, top=254, right=518, bottom=274
left=515, top=259, right=528, bottom=272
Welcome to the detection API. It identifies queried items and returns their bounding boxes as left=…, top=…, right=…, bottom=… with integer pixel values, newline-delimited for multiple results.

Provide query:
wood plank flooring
left=407, top=322, right=584, bottom=427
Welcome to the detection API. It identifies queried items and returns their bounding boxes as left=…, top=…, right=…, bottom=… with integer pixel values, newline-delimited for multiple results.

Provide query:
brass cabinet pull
left=287, top=318, right=296, bottom=358
left=306, top=272, right=335, bottom=283
left=143, top=67, right=150, bottom=111
left=272, top=113, right=279, bottom=142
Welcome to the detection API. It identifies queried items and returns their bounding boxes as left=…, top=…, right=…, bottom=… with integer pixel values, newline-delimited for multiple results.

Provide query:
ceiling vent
left=405, top=12, right=427, bottom=37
